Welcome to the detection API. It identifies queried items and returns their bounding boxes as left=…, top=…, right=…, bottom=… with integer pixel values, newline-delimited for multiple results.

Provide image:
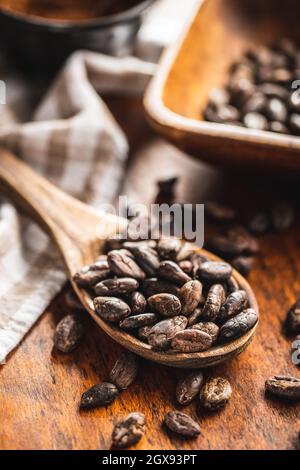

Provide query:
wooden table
left=1, top=97, right=300, bottom=450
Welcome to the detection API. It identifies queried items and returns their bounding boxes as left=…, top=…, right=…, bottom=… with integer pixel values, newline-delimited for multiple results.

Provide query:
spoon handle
left=0, top=148, right=125, bottom=273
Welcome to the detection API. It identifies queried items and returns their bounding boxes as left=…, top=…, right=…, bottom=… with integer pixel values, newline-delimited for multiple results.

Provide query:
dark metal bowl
left=0, top=1, right=154, bottom=73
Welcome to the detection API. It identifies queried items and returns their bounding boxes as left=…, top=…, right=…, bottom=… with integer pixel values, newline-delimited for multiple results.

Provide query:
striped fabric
left=0, top=0, right=201, bottom=363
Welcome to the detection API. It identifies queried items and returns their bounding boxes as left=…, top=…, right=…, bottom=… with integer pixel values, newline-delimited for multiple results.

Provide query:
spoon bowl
left=0, top=148, right=258, bottom=368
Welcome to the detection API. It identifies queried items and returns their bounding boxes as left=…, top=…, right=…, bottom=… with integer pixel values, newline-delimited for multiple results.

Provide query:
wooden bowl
left=144, top=0, right=300, bottom=175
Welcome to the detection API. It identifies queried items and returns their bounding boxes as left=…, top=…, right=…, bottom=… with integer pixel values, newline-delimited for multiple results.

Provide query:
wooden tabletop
left=0, top=96, right=300, bottom=450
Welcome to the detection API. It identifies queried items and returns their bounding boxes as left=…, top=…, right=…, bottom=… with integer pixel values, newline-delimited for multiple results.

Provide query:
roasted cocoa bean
left=164, top=411, right=200, bottom=437
left=148, top=293, right=182, bottom=317
left=109, top=352, right=139, bottom=390
left=80, top=382, right=119, bottom=409
left=112, top=412, right=146, bottom=449
left=171, top=329, right=213, bottom=352
left=94, top=278, right=138, bottom=296
left=219, top=290, right=248, bottom=322
left=176, top=371, right=204, bottom=405
left=108, top=250, right=146, bottom=280
left=191, top=322, right=219, bottom=344
left=119, top=313, right=158, bottom=330
left=199, top=261, right=232, bottom=283
left=157, top=237, right=182, bottom=260
left=142, top=278, right=180, bottom=298
left=200, top=377, right=232, bottom=410
left=158, top=261, right=192, bottom=286
left=219, top=308, right=258, bottom=342
left=202, top=284, right=225, bottom=322
left=129, top=291, right=147, bottom=315
left=54, top=314, right=84, bottom=353
left=94, top=297, right=131, bottom=323
left=74, top=265, right=111, bottom=287
left=131, top=246, right=160, bottom=277
left=180, top=280, right=203, bottom=316
left=265, top=376, right=300, bottom=400
left=148, top=316, right=188, bottom=351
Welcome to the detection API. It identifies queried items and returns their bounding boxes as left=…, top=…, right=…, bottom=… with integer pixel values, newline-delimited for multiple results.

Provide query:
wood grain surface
left=0, top=97, right=300, bottom=450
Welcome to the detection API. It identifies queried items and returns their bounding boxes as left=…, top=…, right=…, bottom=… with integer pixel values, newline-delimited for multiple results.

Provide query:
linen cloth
left=0, top=0, right=201, bottom=363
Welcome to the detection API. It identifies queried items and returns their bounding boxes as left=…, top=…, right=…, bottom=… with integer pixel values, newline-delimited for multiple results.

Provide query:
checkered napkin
left=0, top=0, right=201, bottom=363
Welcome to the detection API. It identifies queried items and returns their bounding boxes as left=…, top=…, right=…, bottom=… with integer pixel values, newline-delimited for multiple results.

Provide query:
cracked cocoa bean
left=94, top=277, right=138, bottom=296
left=176, top=371, right=204, bottom=405
left=112, top=412, right=146, bottom=449
left=200, top=377, right=232, bottom=410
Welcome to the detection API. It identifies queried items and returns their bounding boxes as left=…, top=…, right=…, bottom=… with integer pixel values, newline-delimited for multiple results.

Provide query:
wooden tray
left=144, top=0, right=300, bottom=174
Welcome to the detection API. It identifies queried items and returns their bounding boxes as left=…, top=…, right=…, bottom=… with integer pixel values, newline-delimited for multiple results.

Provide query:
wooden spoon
left=0, top=148, right=258, bottom=368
